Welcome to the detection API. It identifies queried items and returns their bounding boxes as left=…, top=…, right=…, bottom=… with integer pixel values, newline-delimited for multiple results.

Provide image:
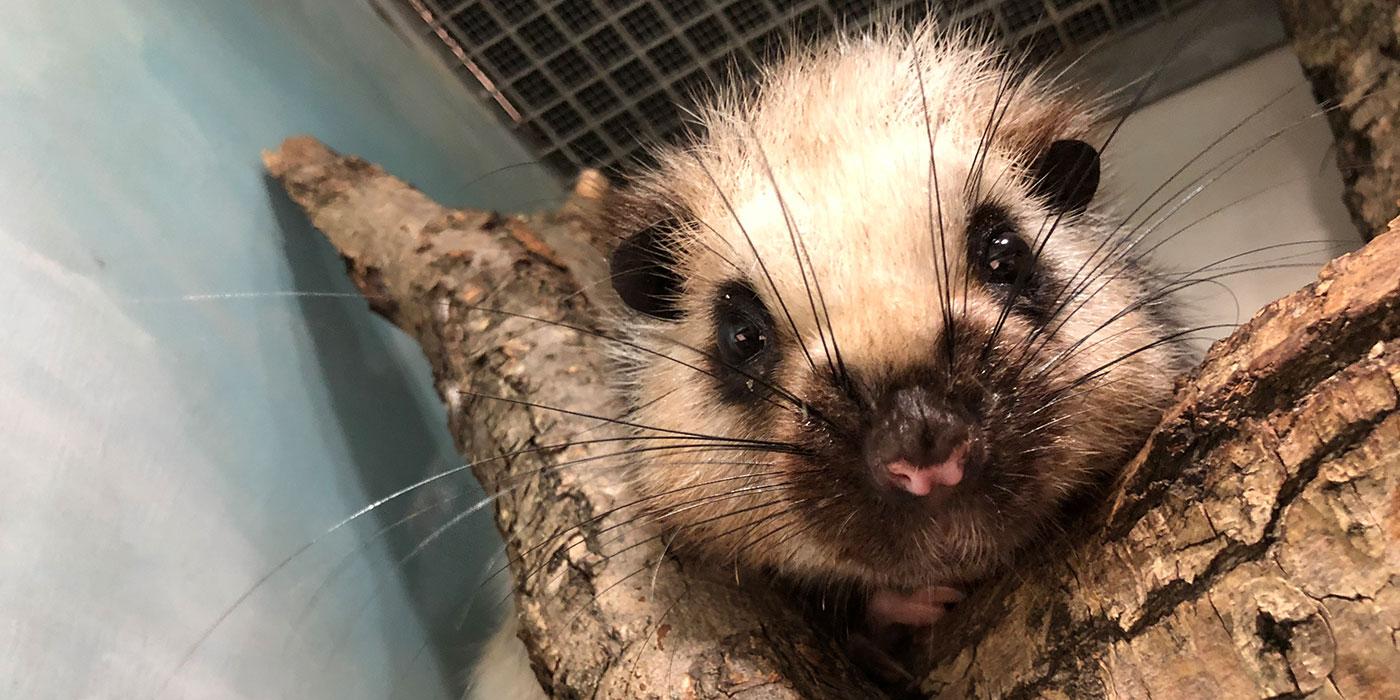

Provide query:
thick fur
left=599, top=24, right=1190, bottom=594
left=472, top=23, right=1193, bottom=697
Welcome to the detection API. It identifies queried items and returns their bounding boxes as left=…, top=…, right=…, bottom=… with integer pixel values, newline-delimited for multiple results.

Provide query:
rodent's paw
left=866, top=585, right=965, bottom=629
left=847, top=587, right=966, bottom=693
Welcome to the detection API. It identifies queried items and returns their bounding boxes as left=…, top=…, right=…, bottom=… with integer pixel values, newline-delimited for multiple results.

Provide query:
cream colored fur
left=607, top=23, right=1183, bottom=590
left=471, top=20, right=1187, bottom=691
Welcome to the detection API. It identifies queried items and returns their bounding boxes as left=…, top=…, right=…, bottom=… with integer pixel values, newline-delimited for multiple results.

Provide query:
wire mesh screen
left=399, top=0, right=1199, bottom=177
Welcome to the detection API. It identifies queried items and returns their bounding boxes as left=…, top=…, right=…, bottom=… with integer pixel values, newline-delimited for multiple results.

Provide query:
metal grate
left=399, top=0, right=1202, bottom=178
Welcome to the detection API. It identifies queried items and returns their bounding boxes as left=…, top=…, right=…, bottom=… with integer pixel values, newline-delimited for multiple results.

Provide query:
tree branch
left=1278, top=0, right=1400, bottom=239
left=265, top=135, right=1399, bottom=699
left=263, top=136, right=878, bottom=699
left=919, top=211, right=1400, bottom=697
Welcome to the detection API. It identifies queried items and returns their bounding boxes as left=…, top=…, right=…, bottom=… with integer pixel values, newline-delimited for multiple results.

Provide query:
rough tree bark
left=264, top=136, right=1400, bottom=699
left=1278, top=0, right=1400, bottom=240
left=917, top=220, right=1400, bottom=697
left=263, top=137, right=878, bottom=699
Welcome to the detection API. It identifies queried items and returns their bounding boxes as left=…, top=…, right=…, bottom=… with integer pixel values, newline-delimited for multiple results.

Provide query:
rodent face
left=602, top=30, right=1186, bottom=593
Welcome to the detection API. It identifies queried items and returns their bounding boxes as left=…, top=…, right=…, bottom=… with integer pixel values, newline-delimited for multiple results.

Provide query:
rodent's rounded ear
left=609, top=221, right=686, bottom=321
left=1029, top=139, right=1100, bottom=214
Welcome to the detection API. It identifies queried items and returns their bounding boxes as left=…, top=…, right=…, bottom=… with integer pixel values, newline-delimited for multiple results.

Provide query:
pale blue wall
left=0, top=2, right=557, bottom=698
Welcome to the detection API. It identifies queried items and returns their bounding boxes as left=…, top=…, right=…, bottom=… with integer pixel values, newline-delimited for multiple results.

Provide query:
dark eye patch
left=710, top=280, right=778, bottom=404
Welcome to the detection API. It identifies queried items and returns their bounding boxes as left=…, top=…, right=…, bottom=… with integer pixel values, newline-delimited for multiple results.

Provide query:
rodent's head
left=600, top=28, right=1187, bottom=592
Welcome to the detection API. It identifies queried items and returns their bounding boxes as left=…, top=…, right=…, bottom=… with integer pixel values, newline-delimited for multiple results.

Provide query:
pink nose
left=885, top=444, right=967, bottom=497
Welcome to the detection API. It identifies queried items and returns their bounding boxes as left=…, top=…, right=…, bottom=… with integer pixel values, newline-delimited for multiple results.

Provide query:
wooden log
left=919, top=208, right=1400, bottom=697
left=264, top=135, right=1400, bottom=699
left=1278, top=0, right=1400, bottom=240
left=263, top=136, right=877, bottom=699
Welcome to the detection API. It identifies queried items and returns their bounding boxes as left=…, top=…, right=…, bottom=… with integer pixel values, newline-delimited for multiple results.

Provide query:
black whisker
left=1030, top=78, right=1389, bottom=360
left=913, top=48, right=957, bottom=369
left=457, top=302, right=813, bottom=417
left=487, top=465, right=799, bottom=589
left=1024, top=241, right=1338, bottom=383
left=743, top=122, right=846, bottom=386
left=512, top=477, right=813, bottom=599
left=461, top=389, right=798, bottom=449
left=1059, top=324, right=1238, bottom=394
left=1004, top=6, right=1222, bottom=357
left=688, top=150, right=822, bottom=376
left=554, top=493, right=807, bottom=628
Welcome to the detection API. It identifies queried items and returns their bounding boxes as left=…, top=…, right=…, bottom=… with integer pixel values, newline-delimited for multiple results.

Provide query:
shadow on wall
left=267, top=176, right=508, bottom=687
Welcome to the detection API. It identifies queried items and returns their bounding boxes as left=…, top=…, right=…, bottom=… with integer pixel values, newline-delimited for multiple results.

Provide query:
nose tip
left=864, top=385, right=974, bottom=498
left=884, top=445, right=968, bottom=497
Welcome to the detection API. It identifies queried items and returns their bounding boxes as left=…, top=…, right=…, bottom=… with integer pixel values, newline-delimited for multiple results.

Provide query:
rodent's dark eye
left=711, top=281, right=777, bottom=403
left=968, top=204, right=1034, bottom=289
left=715, top=283, right=771, bottom=366
left=980, top=231, right=1032, bottom=286
left=718, top=316, right=767, bottom=365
